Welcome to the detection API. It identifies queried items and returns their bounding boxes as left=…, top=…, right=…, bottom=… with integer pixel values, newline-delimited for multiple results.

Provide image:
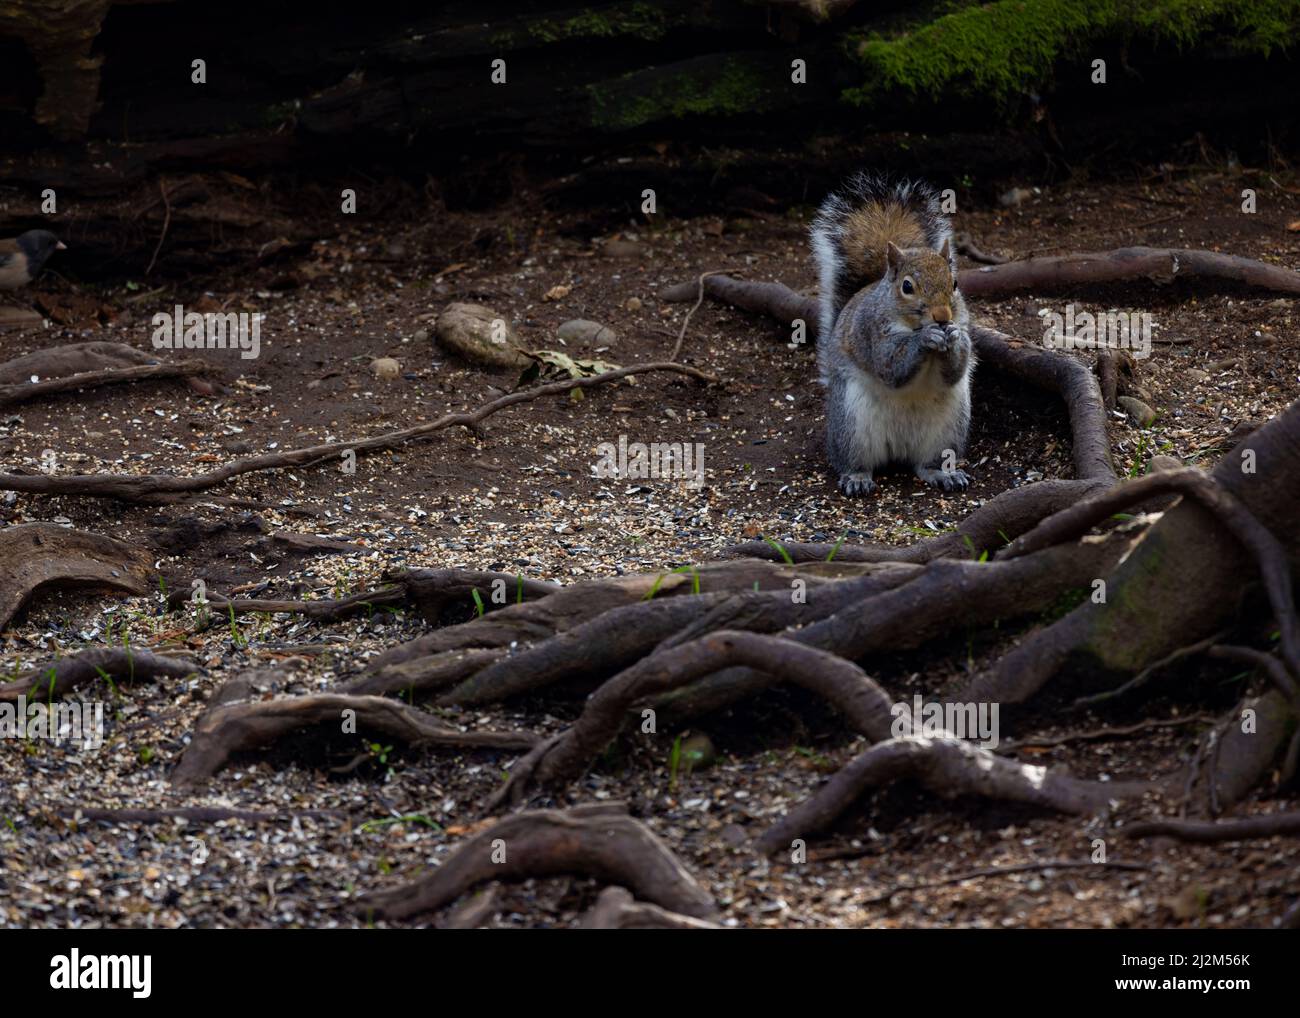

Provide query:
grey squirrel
left=811, top=174, right=974, bottom=496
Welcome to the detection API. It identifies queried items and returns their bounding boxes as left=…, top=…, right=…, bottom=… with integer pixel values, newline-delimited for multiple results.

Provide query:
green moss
left=492, top=3, right=676, bottom=48
left=846, top=0, right=1300, bottom=107
left=588, top=56, right=775, bottom=130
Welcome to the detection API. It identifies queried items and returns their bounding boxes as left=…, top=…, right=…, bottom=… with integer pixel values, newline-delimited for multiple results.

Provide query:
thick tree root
left=728, top=478, right=1108, bottom=563
left=167, top=568, right=561, bottom=626
left=390, top=568, right=561, bottom=623
left=168, top=586, right=408, bottom=622
left=357, top=805, right=719, bottom=922
left=651, top=538, right=1129, bottom=723
left=364, top=559, right=882, bottom=677
left=756, top=736, right=1153, bottom=856
left=494, top=631, right=897, bottom=805
left=339, top=647, right=509, bottom=697
left=439, top=561, right=917, bottom=708
left=955, top=246, right=1300, bottom=299
left=660, top=275, right=1114, bottom=482
left=1119, top=811, right=1300, bottom=842
left=0, top=357, right=215, bottom=406
left=1001, top=467, right=1299, bottom=682
left=0, top=360, right=714, bottom=503
left=579, top=886, right=724, bottom=929
left=171, top=692, right=539, bottom=787
left=0, top=341, right=217, bottom=404
left=0, top=523, right=156, bottom=630
left=0, top=647, right=198, bottom=702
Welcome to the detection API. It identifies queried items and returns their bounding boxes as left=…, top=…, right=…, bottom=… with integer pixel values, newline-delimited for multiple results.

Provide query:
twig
left=671, top=270, right=739, bottom=362
left=0, top=360, right=717, bottom=504
left=1001, top=713, right=1216, bottom=750
left=1070, top=635, right=1224, bottom=709
left=145, top=178, right=172, bottom=276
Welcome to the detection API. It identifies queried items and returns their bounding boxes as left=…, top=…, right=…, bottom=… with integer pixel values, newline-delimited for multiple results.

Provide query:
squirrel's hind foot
left=916, top=465, right=972, bottom=492
left=838, top=471, right=878, bottom=497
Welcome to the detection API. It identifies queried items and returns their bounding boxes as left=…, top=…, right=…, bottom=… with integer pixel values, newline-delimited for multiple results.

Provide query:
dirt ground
left=1, top=167, right=1297, bottom=928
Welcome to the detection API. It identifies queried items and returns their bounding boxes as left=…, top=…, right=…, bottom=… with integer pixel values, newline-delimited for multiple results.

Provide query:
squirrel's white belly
left=842, top=361, right=969, bottom=467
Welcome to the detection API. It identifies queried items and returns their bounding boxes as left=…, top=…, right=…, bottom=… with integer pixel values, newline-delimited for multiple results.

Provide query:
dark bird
left=0, top=230, right=67, bottom=290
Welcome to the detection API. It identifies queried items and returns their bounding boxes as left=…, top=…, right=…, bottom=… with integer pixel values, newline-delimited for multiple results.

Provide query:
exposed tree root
left=727, top=478, right=1108, bottom=563
left=1191, top=690, right=1298, bottom=815
left=579, top=886, right=724, bottom=929
left=0, top=360, right=715, bottom=503
left=0, top=647, right=199, bottom=702
left=357, top=805, right=718, bottom=922
left=1119, top=811, right=1300, bottom=842
left=1207, top=645, right=1299, bottom=703
left=650, top=537, right=1129, bottom=723
left=495, top=631, right=897, bottom=805
left=339, top=647, right=509, bottom=698
left=0, top=523, right=157, bottom=630
left=660, top=275, right=1114, bottom=482
left=391, top=567, right=561, bottom=624
left=955, top=246, right=1300, bottom=299
left=168, top=586, right=408, bottom=623
left=0, top=341, right=217, bottom=402
left=966, top=399, right=1300, bottom=713
left=1001, top=467, right=1299, bottom=683
left=363, top=559, right=882, bottom=677
left=756, top=736, right=1153, bottom=856
left=439, top=561, right=916, bottom=708
left=0, top=357, right=215, bottom=407
left=166, top=567, right=561, bottom=626
left=171, top=692, right=539, bottom=787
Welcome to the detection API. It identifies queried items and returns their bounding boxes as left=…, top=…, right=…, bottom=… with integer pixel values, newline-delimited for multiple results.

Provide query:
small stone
left=1183, top=368, right=1209, bottom=384
left=1147, top=454, right=1182, bottom=473
left=1118, top=396, right=1157, bottom=427
left=625, top=296, right=643, bottom=312
left=557, top=319, right=618, bottom=345
left=370, top=357, right=401, bottom=380
left=999, top=187, right=1033, bottom=208
left=413, top=328, right=429, bottom=343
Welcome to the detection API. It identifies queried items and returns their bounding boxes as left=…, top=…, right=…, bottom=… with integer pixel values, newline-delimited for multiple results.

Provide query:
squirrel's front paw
left=919, top=324, right=949, bottom=352
left=943, top=323, right=970, bottom=348
left=838, top=471, right=877, bottom=497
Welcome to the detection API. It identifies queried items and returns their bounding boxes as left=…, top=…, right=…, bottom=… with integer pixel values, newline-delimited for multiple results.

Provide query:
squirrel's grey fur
left=810, top=173, right=975, bottom=496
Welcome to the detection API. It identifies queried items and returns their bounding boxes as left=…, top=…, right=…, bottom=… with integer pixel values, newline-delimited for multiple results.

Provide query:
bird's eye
left=901, top=277, right=914, bottom=295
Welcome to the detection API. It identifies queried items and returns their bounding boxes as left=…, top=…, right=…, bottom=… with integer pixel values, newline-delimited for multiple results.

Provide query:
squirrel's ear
left=939, top=237, right=953, bottom=264
left=885, top=242, right=903, bottom=275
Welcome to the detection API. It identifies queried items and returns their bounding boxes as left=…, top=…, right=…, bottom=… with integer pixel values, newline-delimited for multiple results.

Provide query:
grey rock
left=557, top=319, right=618, bottom=345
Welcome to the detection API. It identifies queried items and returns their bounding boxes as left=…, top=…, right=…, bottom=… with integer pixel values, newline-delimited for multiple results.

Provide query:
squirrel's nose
left=930, top=305, right=952, bottom=324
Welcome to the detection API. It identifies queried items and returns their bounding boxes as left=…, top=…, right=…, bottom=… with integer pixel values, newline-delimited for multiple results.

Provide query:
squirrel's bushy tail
left=810, top=173, right=951, bottom=344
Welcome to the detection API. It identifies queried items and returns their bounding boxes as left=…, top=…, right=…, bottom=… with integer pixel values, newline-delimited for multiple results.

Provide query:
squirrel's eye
left=901, top=278, right=914, bottom=295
